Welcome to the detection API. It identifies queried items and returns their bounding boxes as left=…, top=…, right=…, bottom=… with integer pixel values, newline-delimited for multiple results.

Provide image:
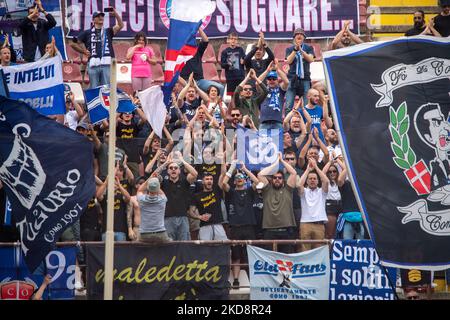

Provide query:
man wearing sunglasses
left=257, top=153, right=298, bottom=253
left=233, top=68, right=268, bottom=128
left=433, top=0, right=450, bottom=37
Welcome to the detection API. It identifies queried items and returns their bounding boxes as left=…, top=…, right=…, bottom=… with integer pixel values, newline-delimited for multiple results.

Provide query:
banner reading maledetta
left=323, top=36, right=450, bottom=270
left=66, top=0, right=359, bottom=39
left=86, top=244, right=230, bottom=300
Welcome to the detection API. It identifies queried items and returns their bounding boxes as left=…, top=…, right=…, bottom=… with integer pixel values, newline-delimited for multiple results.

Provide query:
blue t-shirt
left=182, top=98, right=201, bottom=121
left=285, top=44, right=314, bottom=80
left=302, top=105, right=325, bottom=143
left=260, top=87, right=286, bottom=124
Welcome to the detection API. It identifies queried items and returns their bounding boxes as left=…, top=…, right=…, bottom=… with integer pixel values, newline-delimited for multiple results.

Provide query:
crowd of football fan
left=0, top=1, right=448, bottom=290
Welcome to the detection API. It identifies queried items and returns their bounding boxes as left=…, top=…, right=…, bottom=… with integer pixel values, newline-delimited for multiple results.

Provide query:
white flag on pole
left=138, top=85, right=167, bottom=138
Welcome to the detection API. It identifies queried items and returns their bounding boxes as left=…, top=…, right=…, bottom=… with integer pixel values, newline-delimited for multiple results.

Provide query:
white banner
left=247, top=245, right=330, bottom=300
left=371, top=57, right=450, bottom=108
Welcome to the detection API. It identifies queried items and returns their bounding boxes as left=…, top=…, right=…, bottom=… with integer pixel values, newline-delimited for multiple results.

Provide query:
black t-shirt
left=339, top=181, right=359, bottom=213
left=195, top=163, right=221, bottom=182
left=161, top=177, right=192, bottom=217
left=116, top=122, right=141, bottom=163
left=80, top=198, right=99, bottom=231
left=434, top=14, right=450, bottom=37
left=225, top=187, right=257, bottom=226
left=180, top=40, right=208, bottom=80
left=77, top=27, right=115, bottom=59
left=404, top=26, right=426, bottom=36
left=192, top=186, right=224, bottom=227
left=182, top=99, right=201, bottom=121
left=100, top=180, right=130, bottom=233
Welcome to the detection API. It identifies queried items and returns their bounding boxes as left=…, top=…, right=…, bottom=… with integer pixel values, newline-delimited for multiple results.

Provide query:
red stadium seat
left=62, top=62, right=83, bottom=83
left=113, top=42, right=131, bottom=63
left=202, top=44, right=217, bottom=63
left=117, top=83, right=134, bottom=96
left=203, top=63, right=220, bottom=82
left=151, top=63, right=164, bottom=85
left=273, top=43, right=291, bottom=62
left=217, top=43, right=230, bottom=64
left=149, top=43, right=163, bottom=64
left=307, top=42, right=323, bottom=61
left=65, top=45, right=87, bottom=64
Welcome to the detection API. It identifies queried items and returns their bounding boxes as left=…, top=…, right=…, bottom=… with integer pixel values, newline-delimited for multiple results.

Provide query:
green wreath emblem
left=389, top=102, right=417, bottom=170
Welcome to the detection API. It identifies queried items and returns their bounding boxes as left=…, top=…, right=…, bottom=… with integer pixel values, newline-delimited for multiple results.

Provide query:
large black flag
left=323, top=37, right=450, bottom=270
left=0, top=97, right=95, bottom=272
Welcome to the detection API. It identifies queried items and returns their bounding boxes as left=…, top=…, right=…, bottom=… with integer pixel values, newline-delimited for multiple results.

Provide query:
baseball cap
left=293, top=28, right=306, bottom=38
left=267, top=71, right=278, bottom=79
left=93, top=11, right=105, bottom=19
left=76, top=121, right=89, bottom=130
left=147, top=177, right=160, bottom=193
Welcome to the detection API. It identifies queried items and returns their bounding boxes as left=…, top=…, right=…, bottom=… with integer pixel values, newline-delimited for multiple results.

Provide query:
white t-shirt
left=207, top=102, right=228, bottom=124
left=65, top=110, right=79, bottom=130
left=326, top=182, right=341, bottom=201
left=300, top=187, right=328, bottom=222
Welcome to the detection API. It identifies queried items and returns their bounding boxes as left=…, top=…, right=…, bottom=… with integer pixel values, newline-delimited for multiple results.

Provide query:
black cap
left=92, top=11, right=105, bottom=19
left=293, top=28, right=307, bottom=39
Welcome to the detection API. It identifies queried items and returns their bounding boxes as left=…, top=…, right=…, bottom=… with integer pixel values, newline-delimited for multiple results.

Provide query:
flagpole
left=104, top=59, right=117, bottom=300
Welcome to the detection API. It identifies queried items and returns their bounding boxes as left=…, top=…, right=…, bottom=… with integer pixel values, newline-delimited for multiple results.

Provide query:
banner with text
left=329, top=240, right=396, bottom=300
left=86, top=244, right=230, bottom=300
left=323, top=37, right=450, bottom=270
left=247, top=245, right=330, bottom=300
left=66, top=0, right=359, bottom=39
left=0, top=246, right=76, bottom=300
left=1, top=56, right=65, bottom=115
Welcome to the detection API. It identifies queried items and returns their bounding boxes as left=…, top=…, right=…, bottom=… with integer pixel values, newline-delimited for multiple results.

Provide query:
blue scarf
left=295, top=44, right=305, bottom=79
left=268, top=87, right=281, bottom=111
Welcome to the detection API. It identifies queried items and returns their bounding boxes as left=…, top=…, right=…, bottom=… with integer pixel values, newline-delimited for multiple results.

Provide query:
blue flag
left=85, top=85, right=136, bottom=124
left=0, top=97, right=95, bottom=272
left=236, top=125, right=283, bottom=171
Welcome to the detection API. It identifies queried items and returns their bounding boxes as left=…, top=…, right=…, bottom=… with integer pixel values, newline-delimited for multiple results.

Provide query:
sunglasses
left=231, top=114, right=241, bottom=117
left=273, top=176, right=283, bottom=180
left=267, top=77, right=277, bottom=81
left=407, top=295, right=420, bottom=300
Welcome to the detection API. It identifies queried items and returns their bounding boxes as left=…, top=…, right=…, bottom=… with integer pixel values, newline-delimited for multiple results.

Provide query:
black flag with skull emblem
left=323, top=36, right=450, bottom=270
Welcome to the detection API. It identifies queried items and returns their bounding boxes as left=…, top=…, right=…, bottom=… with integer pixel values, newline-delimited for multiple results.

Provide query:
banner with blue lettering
left=66, top=0, right=359, bottom=39
left=0, top=0, right=66, bottom=60
left=247, top=245, right=330, bottom=300
left=330, top=240, right=396, bottom=300
left=0, top=97, right=95, bottom=272
left=0, top=246, right=76, bottom=300
left=2, top=56, right=65, bottom=115
left=237, top=126, right=282, bottom=171
left=323, top=36, right=450, bottom=270
left=85, top=85, right=137, bottom=124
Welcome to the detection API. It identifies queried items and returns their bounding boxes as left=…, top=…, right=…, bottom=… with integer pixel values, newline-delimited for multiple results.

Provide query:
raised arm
left=257, top=60, right=273, bottom=83
left=222, top=160, right=237, bottom=192
left=279, top=153, right=297, bottom=188
left=320, top=92, right=334, bottom=129
left=257, top=156, right=280, bottom=187
left=274, top=58, right=289, bottom=91
left=298, top=133, right=312, bottom=168
left=176, top=150, right=198, bottom=184
left=312, top=127, right=329, bottom=164
left=336, top=157, right=347, bottom=187
left=312, top=159, right=329, bottom=193
left=111, top=8, right=124, bottom=35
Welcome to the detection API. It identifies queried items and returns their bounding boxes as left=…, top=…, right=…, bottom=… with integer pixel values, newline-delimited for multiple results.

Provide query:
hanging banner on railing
left=0, top=246, right=76, bottom=300
left=66, top=0, right=359, bottom=39
left=86, top=243, right=230, bottom=300
left=329, top=240, right=397, bottom=300
left=247, top=245, right=330, bottom=300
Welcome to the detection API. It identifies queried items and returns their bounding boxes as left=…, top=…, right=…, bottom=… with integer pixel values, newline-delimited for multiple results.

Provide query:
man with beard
left=233, top=68, right=268, bottom=128
left=283, top=98, right=311, bottom=153
left=257, top=153, right=298, bottom=253
left=298, top=158, right=329, bottom=251
left=405, top=11, right=427, bottom=36
left=433, top=0, right=450, bottom=37
left=330, top=20, right=363, bottom=50
left=302, top=88, right=333, bottom=143
left=325, top=129, right=342, bottom=160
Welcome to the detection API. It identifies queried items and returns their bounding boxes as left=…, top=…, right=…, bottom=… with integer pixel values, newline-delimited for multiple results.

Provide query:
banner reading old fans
left=323, top=36, right=450, bottom=270
left=86, top=244, right=230, bottom=300
left=66, top=0, right=359, bottom=39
